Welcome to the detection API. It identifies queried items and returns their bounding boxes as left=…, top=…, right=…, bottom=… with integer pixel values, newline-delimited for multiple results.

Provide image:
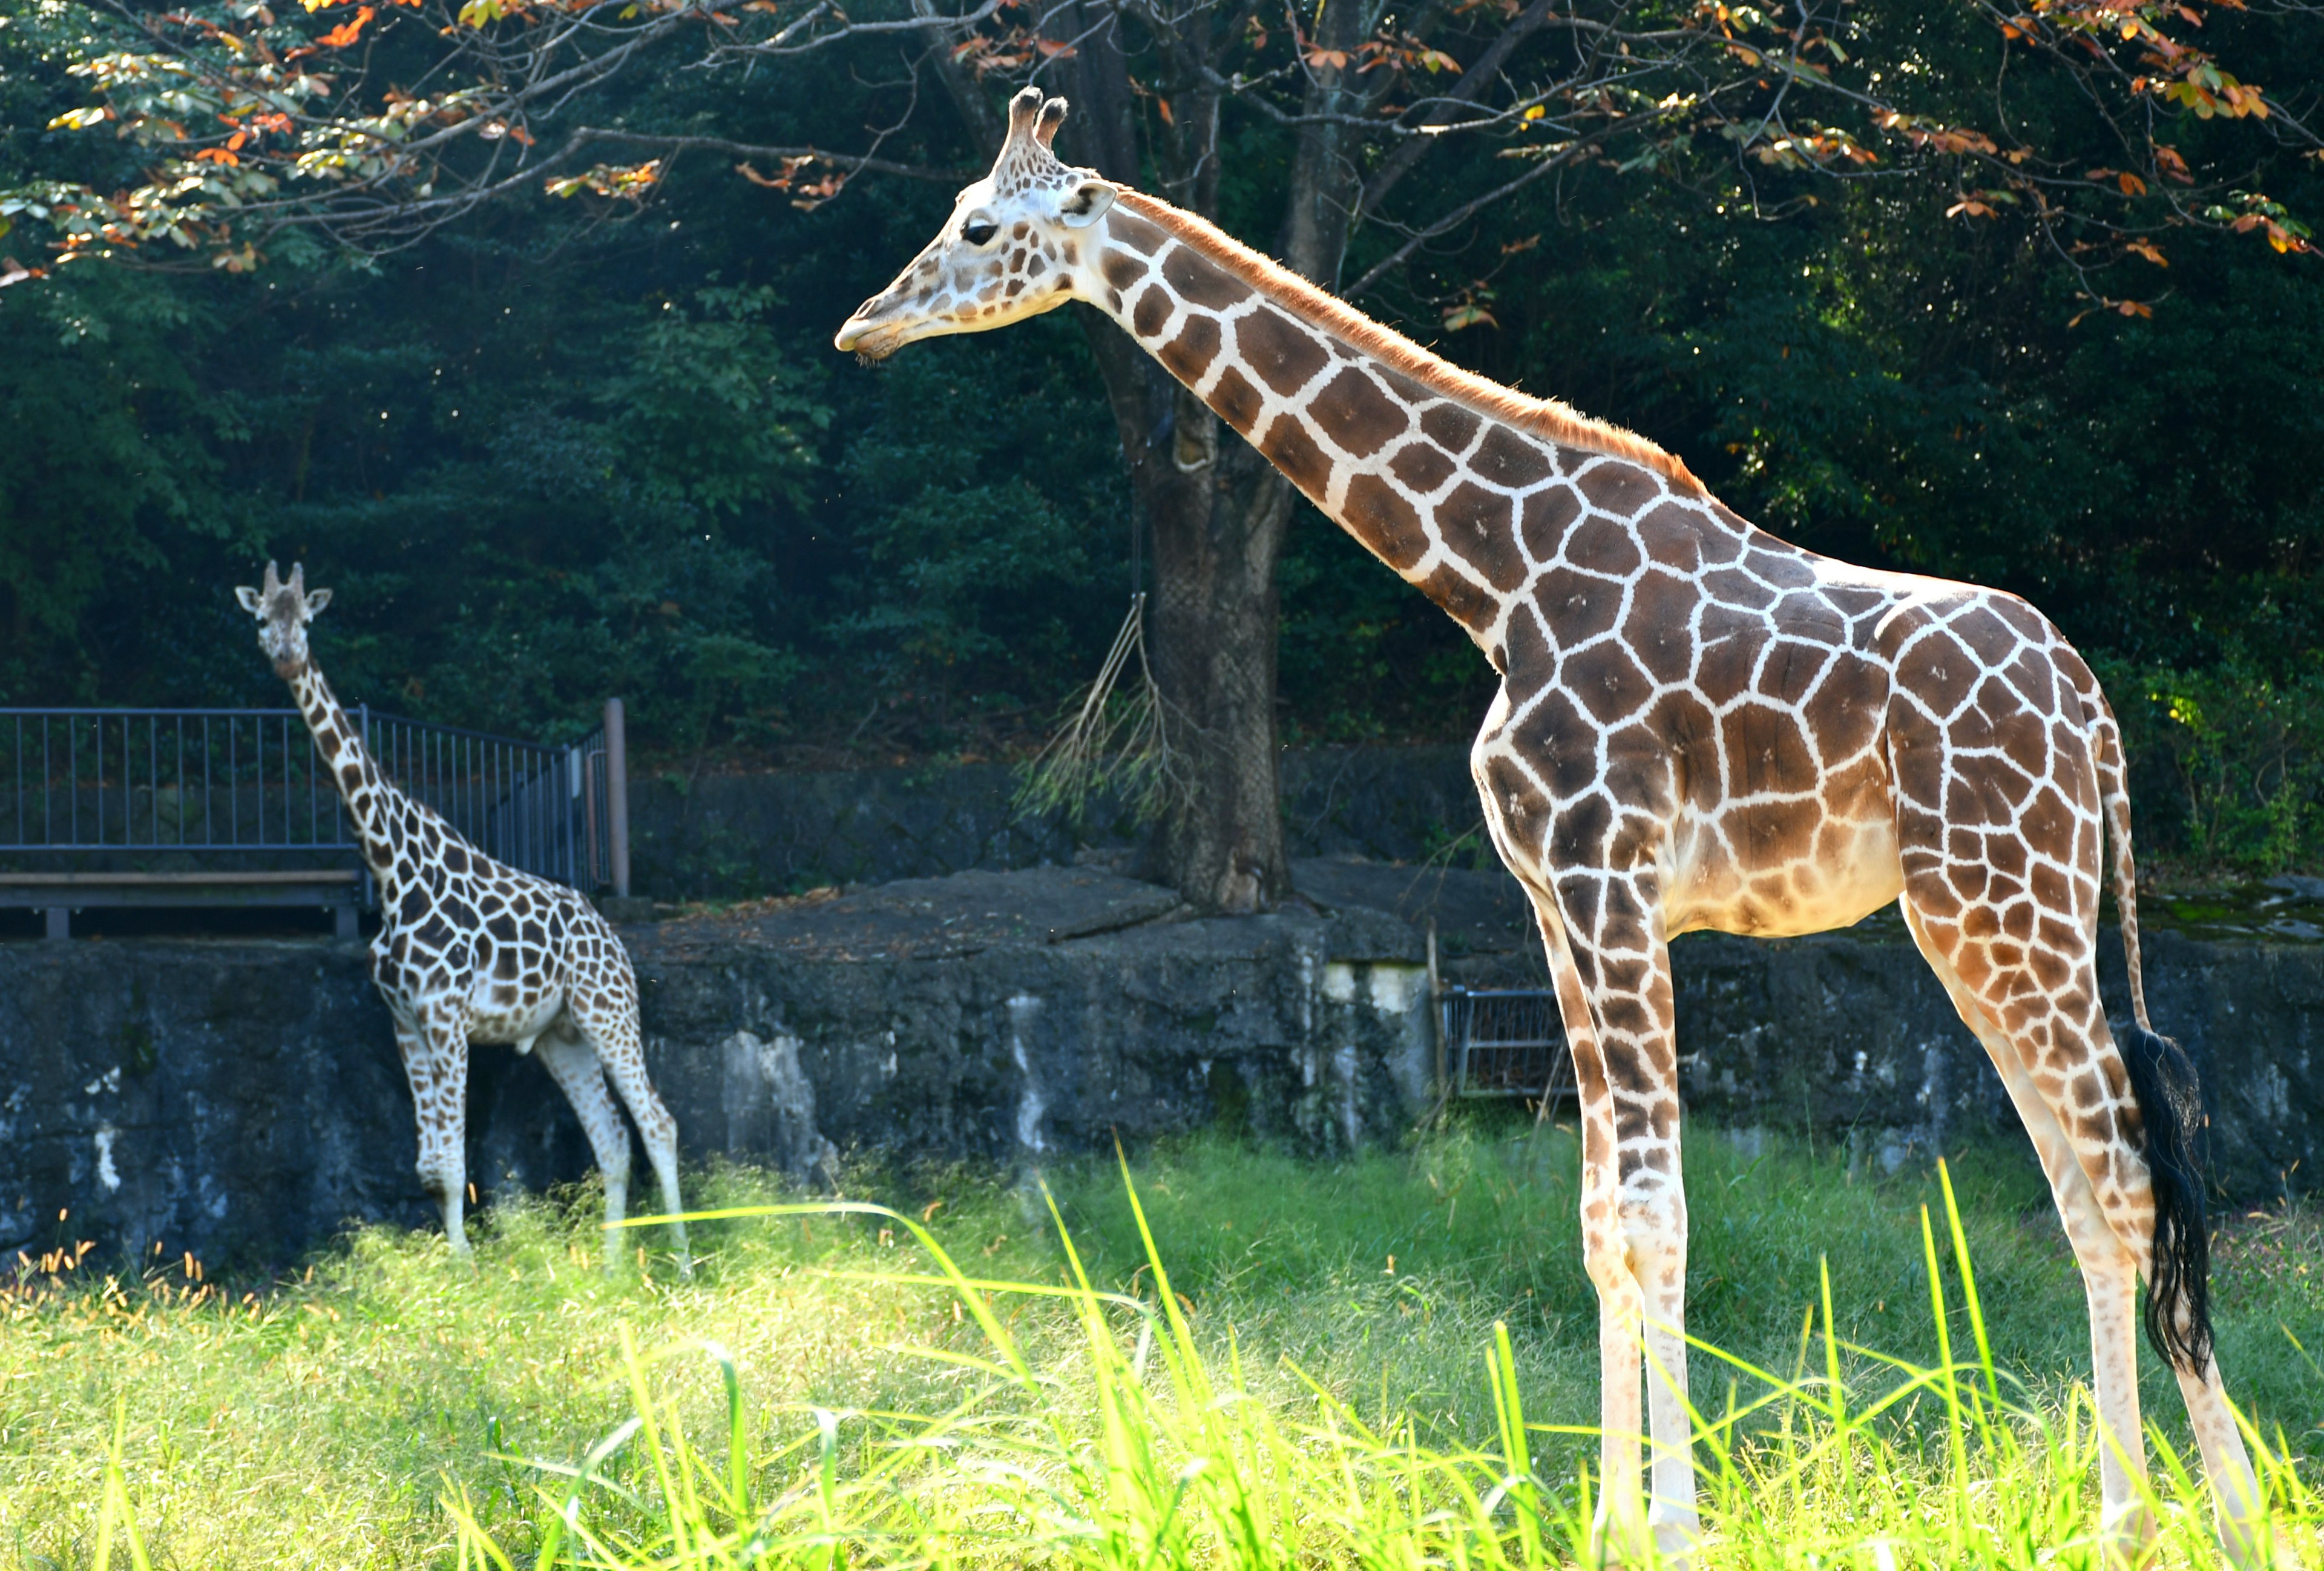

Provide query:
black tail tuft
left=2119, top=1021, right=2214, bottom=1374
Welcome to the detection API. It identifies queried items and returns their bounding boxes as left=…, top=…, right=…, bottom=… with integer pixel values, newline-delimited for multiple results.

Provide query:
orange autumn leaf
left=318, top=5, right=375, bottom=47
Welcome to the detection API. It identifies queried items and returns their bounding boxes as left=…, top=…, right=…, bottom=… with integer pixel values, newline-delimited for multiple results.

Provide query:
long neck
left=1083, top=193, right=1713, bottom=656
left=286, top=659, right=404, bottom=882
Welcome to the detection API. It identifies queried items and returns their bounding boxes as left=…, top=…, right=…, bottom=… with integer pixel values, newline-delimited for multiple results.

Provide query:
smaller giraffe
left=238, top=562, right=691, bottom=1275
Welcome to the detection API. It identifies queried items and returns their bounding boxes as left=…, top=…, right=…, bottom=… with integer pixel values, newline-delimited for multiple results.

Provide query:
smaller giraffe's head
left=834, top=87, right=1116, bottom=361
left=235, top=560, right=333, bottom=679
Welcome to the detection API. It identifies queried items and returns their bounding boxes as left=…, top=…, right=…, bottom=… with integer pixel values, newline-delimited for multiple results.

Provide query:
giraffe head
left=834, top=87, right=1117, bottom=361
left=235, top=560, right=333, bottom=679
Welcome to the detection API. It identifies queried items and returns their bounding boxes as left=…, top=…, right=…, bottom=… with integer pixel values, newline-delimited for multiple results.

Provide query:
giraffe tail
left=2092, top=697, right=2214, bottom=1375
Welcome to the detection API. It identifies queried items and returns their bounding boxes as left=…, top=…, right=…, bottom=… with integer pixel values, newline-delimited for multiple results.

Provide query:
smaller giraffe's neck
left=286, top=661, right=405, bottom=884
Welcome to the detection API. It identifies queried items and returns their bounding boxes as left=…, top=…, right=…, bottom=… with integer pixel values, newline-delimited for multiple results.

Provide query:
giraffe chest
left=372, top=869, right=579, bottom=1042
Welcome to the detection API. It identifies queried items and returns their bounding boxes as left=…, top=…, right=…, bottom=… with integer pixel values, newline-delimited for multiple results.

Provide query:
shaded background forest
left=4, top=0, right=2321, bottom=874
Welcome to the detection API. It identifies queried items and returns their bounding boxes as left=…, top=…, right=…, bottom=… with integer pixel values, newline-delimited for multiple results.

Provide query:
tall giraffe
left=238, top=562, right=691, bottom=1277
left=836, top=90, right=2285, bottom=1565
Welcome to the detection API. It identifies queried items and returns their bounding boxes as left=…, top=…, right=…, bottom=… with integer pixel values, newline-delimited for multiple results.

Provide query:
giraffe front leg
left=398, top=1012, right=473, bottom=1258
left=1538, top=892, right=1698, bottom=1567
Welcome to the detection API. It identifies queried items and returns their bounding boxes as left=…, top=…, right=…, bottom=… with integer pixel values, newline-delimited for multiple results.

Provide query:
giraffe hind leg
left=568, top=976, right=692, bottom=1279
left=534, top=1025, right=634, bottom=1273
left=1900, top=897, right=2155, bottom=1555
left=1902, top=894, right=2280, bottom=1565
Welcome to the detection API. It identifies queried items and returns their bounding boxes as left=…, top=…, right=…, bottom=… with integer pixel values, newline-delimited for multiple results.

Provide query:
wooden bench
left=0, top=869, right=363, bottom=940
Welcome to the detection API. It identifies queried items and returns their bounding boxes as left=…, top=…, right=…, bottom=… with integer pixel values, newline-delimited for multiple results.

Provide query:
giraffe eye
left=962, top=220, right=999, bottom=246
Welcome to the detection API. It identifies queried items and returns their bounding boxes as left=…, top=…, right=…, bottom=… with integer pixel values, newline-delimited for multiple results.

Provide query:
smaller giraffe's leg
left=398, top=1009, right=473, bottom=1257
left=570, top=961, right=691, bottom=1279
left=1532, top=882, right=1698, bottom=1567
left=534, top=1026, right=632, bottom=1273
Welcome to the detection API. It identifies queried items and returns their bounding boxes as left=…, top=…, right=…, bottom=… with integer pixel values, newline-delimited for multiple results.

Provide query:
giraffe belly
left=1667, top=808, right=1903, bottom=938
left=465, top=985, right=568, bottom=1048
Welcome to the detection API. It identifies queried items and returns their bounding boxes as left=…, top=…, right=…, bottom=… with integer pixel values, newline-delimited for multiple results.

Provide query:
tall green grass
left=4, top=1123, right=2319, bottom=1568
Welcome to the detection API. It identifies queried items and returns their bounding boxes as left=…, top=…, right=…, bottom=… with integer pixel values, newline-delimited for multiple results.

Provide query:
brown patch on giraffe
left=1624, top=573, right=1698, bottom=684
left=1436, top=483, right=1525, bottom=590
left=1341, top=475, right=1431, bottom=571
left=1258, top=414, right=1332, bottom=499
left=1502, top=604, right=1554, bottom=681
left=1471, top=426, right=1554, bottom=489
left=1415, top=561, right=1498, bottom=634
left=1644, top=690, right=1719, bottom=808
left=1994, top=704, right=2053, bottom=780
left=1236, top=309, right=1330, bottom=395
left=1131, top=285, right=1172, bottom=338
left=1701, top=568, right=1777, bottom=611
left=1756, top=641, right=1836, bottom=708
left=494, top=946, right=520, bottom=981
left=1419, top=404, right=1480, bottom=455
left=1388, top=442, right=1459, bottom=494
left=340, top=762, right=364, bottom=793
left=1602, top=728, right=1678, bottom=822
left=1722, top=701, right=1817, bottom=796
left=1894, top=627, right=1977, bottom=719
left=1563, top=514, right=1644, bottom=578
left=1109, top=209, right=1170, bottom=254
left=1161, top=244, right=1253, bottom=311
left=1576, top=461, right=1660, bottom=518
left=1535, top=567, right=1621, bottom=643
left=1518, top=484, right=1583, bottom=562
left=1566, top=641, right=1656, bottom=726
left=1512, top=690, right=1599, bottom=801
left=1632, top=504, right=1702, bottom=573
left=1552, top=794, right=1615, bottom=872
left=1692, top=619, right=1759, bottom=708
left=1743, top=548, right=1816, bottom=589
left=442, top=843, right=469, bottom=875
left=1158, top=314, right=1221, bottom=383
left=1207, top=366, right=1265, bottom=433
left=1308, top=367, right=1410, bottom=456
left=1100, top=250, right=1146, bottom=292
left=1800, top=654, right=1881, bottom=762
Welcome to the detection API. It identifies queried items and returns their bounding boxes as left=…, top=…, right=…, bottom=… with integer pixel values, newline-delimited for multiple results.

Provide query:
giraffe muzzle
left=832, top=310, right=909, bottom=362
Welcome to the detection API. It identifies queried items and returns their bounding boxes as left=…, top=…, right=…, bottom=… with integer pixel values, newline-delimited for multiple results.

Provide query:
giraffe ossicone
left=238, top=561, right=692, bottom=1279
left=837, top=87, right=2292, bottom=1568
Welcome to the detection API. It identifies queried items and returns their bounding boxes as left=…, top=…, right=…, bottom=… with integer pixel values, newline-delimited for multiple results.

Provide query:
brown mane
left=1114, top=189, right=1704, bottom=496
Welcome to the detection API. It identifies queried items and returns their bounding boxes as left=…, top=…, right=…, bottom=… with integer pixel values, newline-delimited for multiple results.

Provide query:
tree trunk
left=936, top=4, right=1382, bottom=912
left=1049, top=1, right=1377, bottom=912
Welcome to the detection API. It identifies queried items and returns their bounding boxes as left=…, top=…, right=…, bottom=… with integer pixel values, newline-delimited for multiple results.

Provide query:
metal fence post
left=603, top=697, right=630, bottom=900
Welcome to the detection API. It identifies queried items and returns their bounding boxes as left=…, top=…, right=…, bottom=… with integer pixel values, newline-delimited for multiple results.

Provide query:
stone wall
left=2, top=863, right=2317, bottom=1269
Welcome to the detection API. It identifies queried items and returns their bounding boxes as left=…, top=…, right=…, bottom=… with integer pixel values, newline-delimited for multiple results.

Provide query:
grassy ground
left=2, top=1119, right=2319, bottom=1568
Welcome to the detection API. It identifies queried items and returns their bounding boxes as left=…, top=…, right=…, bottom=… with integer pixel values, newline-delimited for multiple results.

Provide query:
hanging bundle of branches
left=1015, top=593, right=1181, bottom=825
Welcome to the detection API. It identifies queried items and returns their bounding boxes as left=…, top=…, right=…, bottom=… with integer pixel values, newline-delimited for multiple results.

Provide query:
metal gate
left=1439, top=986, right=1577, bottom=1103
left=0, top=699, right=629, bottom=938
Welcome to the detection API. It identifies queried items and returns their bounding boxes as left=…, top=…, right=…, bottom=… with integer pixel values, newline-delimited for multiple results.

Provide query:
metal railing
left=1439, top=986, right=1578, bottom=1102
left=0, top=702, right=622, bottom=898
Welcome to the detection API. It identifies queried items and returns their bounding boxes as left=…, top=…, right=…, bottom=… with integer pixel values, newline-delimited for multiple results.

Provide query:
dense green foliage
left=2, top=0, right=2320, bottom=868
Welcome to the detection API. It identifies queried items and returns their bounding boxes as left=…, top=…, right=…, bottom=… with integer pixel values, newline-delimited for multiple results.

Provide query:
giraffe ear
left=304, top=587, right=333, bottom=616
left=1059, top=178, right=1116, bottom=228
left=235, top=586, right=264, bottom=614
